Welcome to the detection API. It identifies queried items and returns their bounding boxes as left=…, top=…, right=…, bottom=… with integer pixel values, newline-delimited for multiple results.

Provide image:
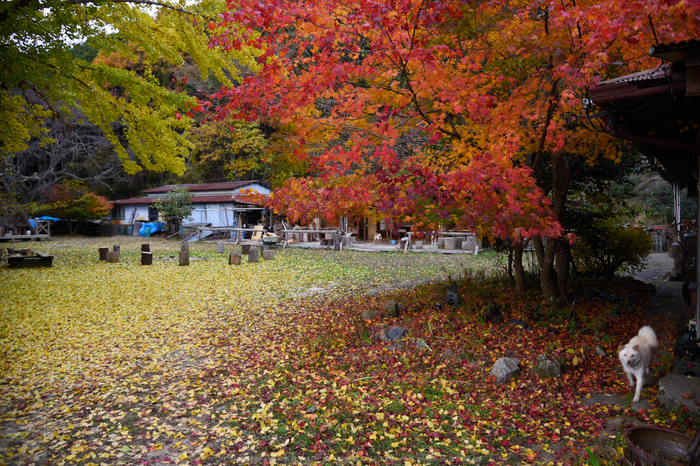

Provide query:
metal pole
left=674, top=182, right=682, bottom=239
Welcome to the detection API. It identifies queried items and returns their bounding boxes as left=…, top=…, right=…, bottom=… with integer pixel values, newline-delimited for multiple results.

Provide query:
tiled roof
left=598, top=64, right=672, bottom=85
left=650, top=39, right=700, bottom=62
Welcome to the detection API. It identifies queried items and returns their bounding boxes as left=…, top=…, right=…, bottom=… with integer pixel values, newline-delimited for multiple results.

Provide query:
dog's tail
left=638, top=325, right=658, bottom=348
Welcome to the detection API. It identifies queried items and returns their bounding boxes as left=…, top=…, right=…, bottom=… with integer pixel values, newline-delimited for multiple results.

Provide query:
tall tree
left=0, top=0, right=260, bottom=175
left=210, top=0, right=699, bottom=301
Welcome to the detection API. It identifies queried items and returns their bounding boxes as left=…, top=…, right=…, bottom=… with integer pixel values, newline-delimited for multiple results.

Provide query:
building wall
left=189, top=203, right=238, bottom=228
left=111, top=205, right=150, bottom=224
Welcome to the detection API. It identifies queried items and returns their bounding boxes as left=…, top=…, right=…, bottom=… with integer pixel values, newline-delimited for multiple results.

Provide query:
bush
left=572, top=217, right=653, bottom=280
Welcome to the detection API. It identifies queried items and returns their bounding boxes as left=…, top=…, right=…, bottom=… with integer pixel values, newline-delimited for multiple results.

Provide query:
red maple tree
left=210, top=0, right=699, bottom=299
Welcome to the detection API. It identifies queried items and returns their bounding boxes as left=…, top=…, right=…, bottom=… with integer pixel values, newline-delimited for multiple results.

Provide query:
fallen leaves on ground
left=0, top=238, right=696, bottom=465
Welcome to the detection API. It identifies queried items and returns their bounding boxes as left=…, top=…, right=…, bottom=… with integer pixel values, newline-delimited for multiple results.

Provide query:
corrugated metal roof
left=111, top=194, right=267, bottom=205
left=143, top=181, right=264, bottom=194
left=111, top=197, right=153, bottom=205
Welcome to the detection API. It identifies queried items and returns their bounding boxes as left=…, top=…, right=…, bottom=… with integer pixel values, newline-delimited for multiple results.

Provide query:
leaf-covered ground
left=0, top=238, right=696, bottom=465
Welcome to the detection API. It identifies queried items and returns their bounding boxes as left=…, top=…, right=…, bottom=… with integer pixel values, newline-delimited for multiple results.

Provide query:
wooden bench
left=8, top=252, right=54, bottom=268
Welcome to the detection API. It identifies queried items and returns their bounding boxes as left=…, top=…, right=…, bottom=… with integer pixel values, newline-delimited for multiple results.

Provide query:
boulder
left=658, top=374, right=700, bottom=415
left=490, top=357, right=520, bottom=385
left=533, top=354, right=565, bottom=378
left=362, top=310, right=381, bottom=321
left=387, top=326, right=406, bottom=341
left=383, top=300, right=401, bottom=317
left=594, top=346, right=609, bottom=357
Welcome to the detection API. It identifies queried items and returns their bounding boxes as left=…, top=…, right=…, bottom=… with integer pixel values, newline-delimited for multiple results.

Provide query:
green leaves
left=0, top=0, right=260, bottom=174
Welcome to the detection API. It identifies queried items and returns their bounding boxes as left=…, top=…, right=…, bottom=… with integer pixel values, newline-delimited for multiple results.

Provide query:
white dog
left=619, top=326, right=658, bottom=402
left=373, top=233, right=382, bottom=244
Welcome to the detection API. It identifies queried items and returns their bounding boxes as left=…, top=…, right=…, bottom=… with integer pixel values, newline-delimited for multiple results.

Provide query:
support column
left=696, top=157, right=700, bottom=333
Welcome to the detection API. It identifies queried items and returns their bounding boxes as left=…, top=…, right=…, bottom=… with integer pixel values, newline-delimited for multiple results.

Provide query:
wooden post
left=106, top=251, right=119, bottom=263
left=98, top=247, right=108, bottom=260
left=141, top=244, right=150, bottom=252
left=179, top=251, right=189, bottom=266
left=262, top=250, right=274, bottom=261
left=217, top=241, right=225, bottom=254
left=229, top=253, right=242, bottom=265
left=181, top=242, right=189, bottom=252
left=248, top=248, right=259, bottom=263
left=241, top=244, right=251, bottom=254
left=141, top=252, right=152, bottom=265
left=333, top=234, right=341, bottom=251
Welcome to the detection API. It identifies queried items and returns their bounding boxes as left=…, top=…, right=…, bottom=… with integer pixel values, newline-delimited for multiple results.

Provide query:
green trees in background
left=0, top=0, right=259, bottom=178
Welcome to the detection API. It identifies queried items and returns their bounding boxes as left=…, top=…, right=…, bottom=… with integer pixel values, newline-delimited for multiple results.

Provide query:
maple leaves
left=208, top=0, right=700, bottom=252
left=0, top=238, right=695, bottom=465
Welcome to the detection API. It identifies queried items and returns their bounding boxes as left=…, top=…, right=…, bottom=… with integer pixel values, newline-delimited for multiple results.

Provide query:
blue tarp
left=139, top=222, right=165, bottom=237
left=28, top=217, right=62, bottom=228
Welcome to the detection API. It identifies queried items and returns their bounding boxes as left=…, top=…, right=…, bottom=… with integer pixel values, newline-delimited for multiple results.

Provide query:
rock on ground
left=658, top=374, right=700, bottom=415
left=490, top=357, right=520, bottom=385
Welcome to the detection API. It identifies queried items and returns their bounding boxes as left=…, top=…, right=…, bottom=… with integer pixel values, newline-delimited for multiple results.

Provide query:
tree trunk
left=514, top=241, right=525, bottom=293
left=507, top=243, right=515, bottom=286
left=555, top=238, right=571, bottom=305
left=535, top=152, right=571, bottom=305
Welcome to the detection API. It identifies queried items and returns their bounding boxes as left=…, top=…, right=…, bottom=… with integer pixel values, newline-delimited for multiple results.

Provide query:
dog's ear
left=632, top=345, right=639, bottom=351
left=617, top=342, right=625, bottom=352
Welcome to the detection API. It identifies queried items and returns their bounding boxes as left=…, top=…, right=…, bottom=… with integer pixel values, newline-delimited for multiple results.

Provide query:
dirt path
left=630, top=252, right=695, bottom=333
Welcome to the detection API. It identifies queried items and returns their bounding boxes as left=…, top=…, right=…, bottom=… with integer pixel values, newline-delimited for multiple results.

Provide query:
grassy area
left=0, top=238, right=696, bottom=465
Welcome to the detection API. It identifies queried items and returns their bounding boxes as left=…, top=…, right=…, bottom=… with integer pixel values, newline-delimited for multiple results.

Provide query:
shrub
left=572, top=217, right=652, bottom=280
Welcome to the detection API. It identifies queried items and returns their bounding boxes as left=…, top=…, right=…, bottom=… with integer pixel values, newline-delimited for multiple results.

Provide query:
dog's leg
left=633, top=375, right=643, bottom=403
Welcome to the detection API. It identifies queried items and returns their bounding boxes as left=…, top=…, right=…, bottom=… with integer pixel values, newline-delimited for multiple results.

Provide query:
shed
left=587, top=38, right=700, bottom=334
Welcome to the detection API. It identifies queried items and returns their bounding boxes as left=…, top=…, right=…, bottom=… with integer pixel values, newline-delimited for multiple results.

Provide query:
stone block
left=413, top=240, right=424, bottom=250
left=437, top=238, right=445, bottom=249
left=262, top=250, right=274, bottom=261
left=444, top=237, right=456, bottom=250
left=216, top=242, right=225, bottom=254
left=106, top=251, right=119, bottom=263
left=229, top=253, right=242, bottom=265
